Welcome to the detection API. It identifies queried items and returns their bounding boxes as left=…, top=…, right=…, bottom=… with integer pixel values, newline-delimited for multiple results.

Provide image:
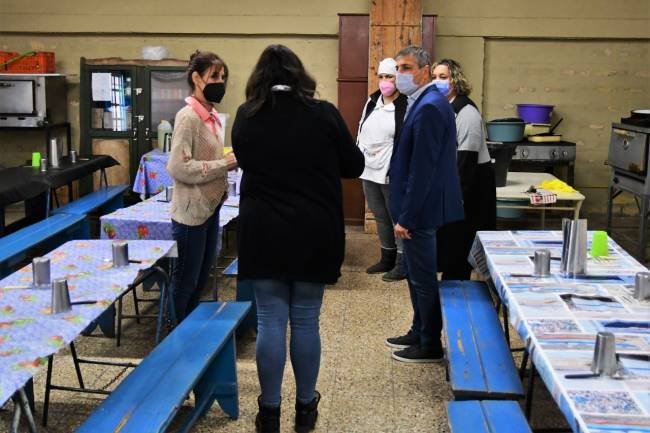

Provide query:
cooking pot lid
left=622, top=109, right=650, bottom=126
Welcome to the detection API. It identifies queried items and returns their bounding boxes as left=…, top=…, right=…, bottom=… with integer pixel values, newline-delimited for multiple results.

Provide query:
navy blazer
left=389, top=85, right=464, bottom=230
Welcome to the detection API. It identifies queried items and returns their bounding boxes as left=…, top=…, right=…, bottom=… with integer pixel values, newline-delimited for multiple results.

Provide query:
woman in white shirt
left=357, top=58, right=408, bottom=282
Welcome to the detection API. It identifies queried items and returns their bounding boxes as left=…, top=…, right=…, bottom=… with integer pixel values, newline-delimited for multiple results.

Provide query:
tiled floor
left=2, top=227, right=581, bottom=432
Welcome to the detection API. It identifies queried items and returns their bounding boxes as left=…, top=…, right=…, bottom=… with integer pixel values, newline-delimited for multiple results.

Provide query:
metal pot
left=621, top=109, right=650, bottom=127
left=486, top=118, right=525, bottom=143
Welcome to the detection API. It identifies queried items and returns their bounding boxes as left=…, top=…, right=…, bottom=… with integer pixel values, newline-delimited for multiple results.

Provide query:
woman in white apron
left=357, top=58, right=408, bottom=282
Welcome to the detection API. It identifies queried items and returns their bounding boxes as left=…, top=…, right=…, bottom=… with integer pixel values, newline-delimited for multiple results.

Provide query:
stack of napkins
left=529, top=188, right=557, bottom=205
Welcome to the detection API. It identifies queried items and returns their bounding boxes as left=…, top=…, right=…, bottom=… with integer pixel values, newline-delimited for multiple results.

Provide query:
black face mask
left=202, top=82, right=225, bottom=104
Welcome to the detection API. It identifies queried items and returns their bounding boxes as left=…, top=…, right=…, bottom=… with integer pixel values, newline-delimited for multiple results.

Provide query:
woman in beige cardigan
left=167, top=50, right=238, bottom=322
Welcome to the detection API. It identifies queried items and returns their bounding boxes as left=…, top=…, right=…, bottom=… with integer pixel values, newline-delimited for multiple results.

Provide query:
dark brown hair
left=186, top=50, right=229, bottom=91
left=242, top=44, right=317, bottom=117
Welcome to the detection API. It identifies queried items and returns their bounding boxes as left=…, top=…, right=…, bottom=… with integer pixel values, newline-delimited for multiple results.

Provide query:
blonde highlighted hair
left=432, top=58, right=472, bottom=96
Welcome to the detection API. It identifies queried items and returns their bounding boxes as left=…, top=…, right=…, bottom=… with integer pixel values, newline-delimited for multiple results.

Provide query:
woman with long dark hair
left=232, top=44, right=364, bottom=433
left=167, top=51, right=237, bottom=322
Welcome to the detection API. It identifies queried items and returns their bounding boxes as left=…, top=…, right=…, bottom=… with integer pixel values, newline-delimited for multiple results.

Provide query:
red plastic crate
left=5, top=52, right=56, bottom=73
left=0, top=52, right=19, bottom=71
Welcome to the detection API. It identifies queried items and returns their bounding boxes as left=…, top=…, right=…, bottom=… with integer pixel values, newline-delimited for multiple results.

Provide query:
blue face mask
left=433, top=79, right=450, bottom=96
left=396, top=72, right=420, bottom=96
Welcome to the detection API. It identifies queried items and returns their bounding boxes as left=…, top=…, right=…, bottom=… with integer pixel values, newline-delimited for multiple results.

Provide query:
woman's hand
left=225, top=152, right=239, bottom=171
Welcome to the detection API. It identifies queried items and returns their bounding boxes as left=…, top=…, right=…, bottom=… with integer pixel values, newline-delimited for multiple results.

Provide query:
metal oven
left=0, top=73, right=66, bottom=127
left=606, top=110, right=650, bottom=261
left=608, top=123, right=650, bottom=192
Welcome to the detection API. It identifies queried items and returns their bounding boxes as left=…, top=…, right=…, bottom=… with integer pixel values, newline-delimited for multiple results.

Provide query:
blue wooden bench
left=222, top=257, right=238, bottom=277
left=0, top=213, right=88, bottom=278
left=77, top=301, right=251, bottom=433
left=439, top=280, right=524, bottom=400
left=447, top=400, right=532, bottom=433
left=51, top=184, right=127, bottom=216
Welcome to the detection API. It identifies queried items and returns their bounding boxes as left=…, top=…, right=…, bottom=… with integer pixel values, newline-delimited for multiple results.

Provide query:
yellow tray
left=528, top=135, right=561, bottom=142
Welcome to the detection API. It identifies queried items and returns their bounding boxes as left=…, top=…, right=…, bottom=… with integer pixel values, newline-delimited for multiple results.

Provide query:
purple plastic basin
left=517, top=104, right=554, bottom=124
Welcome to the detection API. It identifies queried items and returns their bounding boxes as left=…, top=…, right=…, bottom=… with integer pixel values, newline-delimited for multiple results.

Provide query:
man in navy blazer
left=386, top=46, right=464, bottom=363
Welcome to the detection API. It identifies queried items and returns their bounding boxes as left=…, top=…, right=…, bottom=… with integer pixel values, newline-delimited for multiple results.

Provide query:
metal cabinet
left=79, top=58, right=189, bottom=192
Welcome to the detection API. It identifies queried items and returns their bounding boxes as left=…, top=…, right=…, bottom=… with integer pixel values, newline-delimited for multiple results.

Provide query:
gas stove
left=511, top=140, right=576, bottom=162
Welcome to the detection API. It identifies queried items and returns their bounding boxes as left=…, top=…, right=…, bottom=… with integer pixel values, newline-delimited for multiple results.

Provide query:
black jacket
left=358, top=90, right=408, bottom=141
left=232, top=93, right=365, bottom=284
left=437, top=95, right=496, bottom=273
left=450, top=95, right=496, bottom=232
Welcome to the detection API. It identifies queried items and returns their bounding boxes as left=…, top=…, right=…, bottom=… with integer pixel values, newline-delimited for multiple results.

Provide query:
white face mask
left=395, top=72, right=420, bottom=96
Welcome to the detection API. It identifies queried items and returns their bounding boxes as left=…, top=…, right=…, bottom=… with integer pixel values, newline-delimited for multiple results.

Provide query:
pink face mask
left=379, top=80, right=396, bottom=96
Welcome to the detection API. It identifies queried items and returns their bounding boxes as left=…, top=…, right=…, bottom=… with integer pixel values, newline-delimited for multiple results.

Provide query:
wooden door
left=337, top=14, right=436, bottom=225
left=338, top=15, right=369, bottom=226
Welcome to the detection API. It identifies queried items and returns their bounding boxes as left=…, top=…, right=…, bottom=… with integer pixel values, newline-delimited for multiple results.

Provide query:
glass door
left=80, top=61, right=139, bottom=190
left=88, top=69, right=136, bottom=134
left=142, top=66, right=190, bottom=154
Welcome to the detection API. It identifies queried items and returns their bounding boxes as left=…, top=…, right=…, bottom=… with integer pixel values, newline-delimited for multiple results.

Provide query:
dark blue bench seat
left=76, top=301, right=251, bottom=433
left=222, top=257, right=238, bottom=277
left=0, top=213, right=87, bottom=278
left=439, top=280, right=524, bottom=400
left=447, top=400, right=532, bottom=433
left=51, top=184, right=127, bottom=216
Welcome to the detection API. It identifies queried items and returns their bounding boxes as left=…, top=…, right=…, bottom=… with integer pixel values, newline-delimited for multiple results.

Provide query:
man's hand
left=394, top=223, right=412, bottom=240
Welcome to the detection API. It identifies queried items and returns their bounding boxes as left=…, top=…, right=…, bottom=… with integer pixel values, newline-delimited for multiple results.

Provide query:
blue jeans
left=171, top=206, right=220, bottom=322
left=252, top=279, right=325, bottom=407
left=402, top=228, right=443, bottom=349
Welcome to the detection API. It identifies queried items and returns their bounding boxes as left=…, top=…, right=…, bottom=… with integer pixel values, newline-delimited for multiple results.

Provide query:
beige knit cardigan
left=166, top=105, right=228, bottom=226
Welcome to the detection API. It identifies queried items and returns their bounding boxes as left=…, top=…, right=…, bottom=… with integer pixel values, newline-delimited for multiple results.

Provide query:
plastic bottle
left=157, top=120, right=172, bottom=151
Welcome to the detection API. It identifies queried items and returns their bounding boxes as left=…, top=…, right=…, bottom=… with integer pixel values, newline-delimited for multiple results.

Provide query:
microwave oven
left=0, top=73, right=67, bottom=127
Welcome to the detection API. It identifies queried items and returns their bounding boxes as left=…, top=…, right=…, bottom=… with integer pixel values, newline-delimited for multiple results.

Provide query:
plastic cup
left=590, top=231, right=608, bottom=257
left=32, top=152, right=41, bottom=167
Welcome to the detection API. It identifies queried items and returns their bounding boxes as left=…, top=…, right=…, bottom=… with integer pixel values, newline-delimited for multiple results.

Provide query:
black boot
left=382, top=252, right=407, bottom=282
left=295, top=391, right=321, bottom=433
left=366, top=248, right=396, bottom=274
left=256, top=396, right=280, bottom=433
